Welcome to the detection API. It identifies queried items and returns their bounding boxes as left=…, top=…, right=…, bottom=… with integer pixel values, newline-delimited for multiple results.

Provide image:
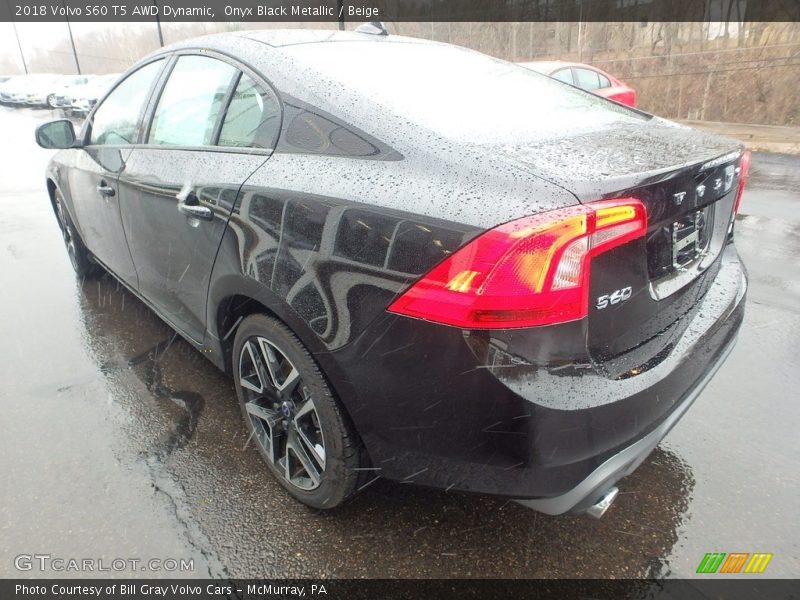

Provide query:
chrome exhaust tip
left=585, top=486, right=619, bottom=519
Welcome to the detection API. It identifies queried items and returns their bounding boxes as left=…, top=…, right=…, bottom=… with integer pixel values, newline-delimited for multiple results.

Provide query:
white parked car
left=0, top=74, right=56, bottom=104
left=21, top=75, right=69, bottom=106
left=49, top=76, right=96, bottom=109
left=70, top=74, right=120, bottom=115
left=32, top=75, right=91, bottom=107
left=0, top=75, right=25, bottom=102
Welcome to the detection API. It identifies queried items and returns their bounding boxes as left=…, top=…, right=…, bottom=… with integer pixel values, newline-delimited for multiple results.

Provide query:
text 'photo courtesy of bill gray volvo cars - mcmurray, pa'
left=35, top=28, right=748, bottom=519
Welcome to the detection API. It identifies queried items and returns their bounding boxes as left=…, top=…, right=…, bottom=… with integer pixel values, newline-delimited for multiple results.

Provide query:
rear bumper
left=516, top=331, right=736, bottom=515
left=330, top=244, right=747, bottom=503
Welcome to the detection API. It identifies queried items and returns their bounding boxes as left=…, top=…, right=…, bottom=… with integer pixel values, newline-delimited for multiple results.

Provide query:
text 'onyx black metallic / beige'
left=37, top=29, right=749, bottom=517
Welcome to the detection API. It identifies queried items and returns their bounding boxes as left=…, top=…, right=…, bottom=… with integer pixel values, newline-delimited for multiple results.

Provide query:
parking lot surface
left=1, top=107, right=798, bottom=578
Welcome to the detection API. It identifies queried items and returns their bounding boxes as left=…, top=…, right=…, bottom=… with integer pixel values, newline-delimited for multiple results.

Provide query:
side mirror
left=35, top=120, right=77, bottom=149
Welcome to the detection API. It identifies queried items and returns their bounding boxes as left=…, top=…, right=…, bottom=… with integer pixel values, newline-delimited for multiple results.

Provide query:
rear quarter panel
left=207, top=152, right=480, bottom=355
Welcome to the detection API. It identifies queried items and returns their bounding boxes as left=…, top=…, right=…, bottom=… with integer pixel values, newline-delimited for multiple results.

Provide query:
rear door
left=573, top=67, right=604, bottom=93
left=67, top=59, right=166, bottom=288
left=118, top=52, right=281, bottom=341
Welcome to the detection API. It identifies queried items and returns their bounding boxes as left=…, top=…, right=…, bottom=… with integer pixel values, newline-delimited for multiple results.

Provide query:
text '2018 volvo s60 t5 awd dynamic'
left=36, top=29, right=748, bottom=518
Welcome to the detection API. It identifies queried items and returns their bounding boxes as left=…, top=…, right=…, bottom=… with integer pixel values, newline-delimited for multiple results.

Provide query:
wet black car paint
left=45, top=31, right=747, bottom=507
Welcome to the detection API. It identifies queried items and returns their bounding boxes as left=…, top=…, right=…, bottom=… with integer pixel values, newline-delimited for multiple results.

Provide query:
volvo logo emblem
left=696, top=184, right=706, bottom=198
left=673, top=191, right=687, bottom=205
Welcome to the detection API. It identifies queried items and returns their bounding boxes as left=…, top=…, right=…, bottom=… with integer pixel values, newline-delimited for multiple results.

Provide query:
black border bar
left=2, top=579, right=799, bottom=600
left=1, top=0, right=799, bottom=23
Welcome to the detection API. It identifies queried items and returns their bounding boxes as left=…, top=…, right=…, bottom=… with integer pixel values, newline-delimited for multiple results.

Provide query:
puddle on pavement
left=70, top=273, right=695, bottom=578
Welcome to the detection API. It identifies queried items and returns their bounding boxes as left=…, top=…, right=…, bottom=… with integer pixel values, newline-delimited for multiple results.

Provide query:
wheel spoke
left=245, top=399, right=274, bottom=422
left=296, top=425, right=326, bottom=470
left=259, top=339, right=301, bottom=394
left=287, top=430, right=321, bottom=486
left=239, top=341, right=265, bottom=393
left=245, top=400, right=282, bottom=463
left=259, top=339, right=283, bottom=389
left=293, top=398, right=325, bottom=470
left=251, top=341, right=275, bottom=392
left=279, top=367, right=301, bottom=396
left=283, top=447, right=293, bottom=481
left=294, top=397, right=315, bottom=420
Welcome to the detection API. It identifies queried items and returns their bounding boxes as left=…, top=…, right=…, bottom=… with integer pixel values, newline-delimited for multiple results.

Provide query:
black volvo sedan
left=36, top=29, right=748, bottom=518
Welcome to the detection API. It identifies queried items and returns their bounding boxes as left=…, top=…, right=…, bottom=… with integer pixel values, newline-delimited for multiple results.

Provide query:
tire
left=232, top=314, right=362, bottom=509
left=46, top=94, right=55, bottom=108
left=53, top=188, right=101, bottom=279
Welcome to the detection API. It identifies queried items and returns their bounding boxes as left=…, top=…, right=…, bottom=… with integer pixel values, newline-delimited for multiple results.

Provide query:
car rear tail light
left=388, top=198, right=647, bottom=329
left=733, top=150, right=751, bottom=215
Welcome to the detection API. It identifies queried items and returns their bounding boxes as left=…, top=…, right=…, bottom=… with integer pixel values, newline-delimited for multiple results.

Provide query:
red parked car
left=520, top=60, right=637, bottom=107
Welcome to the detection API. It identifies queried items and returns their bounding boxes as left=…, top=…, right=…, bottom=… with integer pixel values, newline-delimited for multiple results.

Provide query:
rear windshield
left=283, top=41, right=646, bottom=144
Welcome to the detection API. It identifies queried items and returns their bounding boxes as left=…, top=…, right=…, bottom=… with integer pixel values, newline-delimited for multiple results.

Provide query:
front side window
left=149, top=55, right=236, bottom=146
left=89, top=60, right=163, bottom=146
left=218, top=74, right=281, bottom=149
left=574, top=68, right=602, bottom=91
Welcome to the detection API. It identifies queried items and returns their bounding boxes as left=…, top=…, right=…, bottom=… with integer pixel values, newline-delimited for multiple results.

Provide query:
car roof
left=520, top=60, right=568, bottom=73
left=238, top=28, right=436, bottom=48
left=520, top=60, right=617, bottom=78
left=240, top=29, right=375, bottom=47
left=156, top=28, right=437, bottom=59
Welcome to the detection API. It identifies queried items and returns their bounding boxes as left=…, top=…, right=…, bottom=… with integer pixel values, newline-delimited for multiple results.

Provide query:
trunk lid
left=492, top=118, right=744, bottom=377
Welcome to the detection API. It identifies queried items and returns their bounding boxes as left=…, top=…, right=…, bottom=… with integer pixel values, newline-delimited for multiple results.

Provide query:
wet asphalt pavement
left=0, top=107, right=798, bottom=579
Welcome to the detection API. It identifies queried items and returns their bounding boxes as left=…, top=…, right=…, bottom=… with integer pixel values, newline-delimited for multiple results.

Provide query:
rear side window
left=218, top=74, right=281, bottom=149
left=597, top=73, right=611, bottom=88
left=89, top=60, right=163, bottom=146
left=551, top=68, right=574, bottom=85
left=574, top=68, right=601, bottom=91
left=284, top=107, right=379, bottom=157
left=149, top=55, right=236, bottom=146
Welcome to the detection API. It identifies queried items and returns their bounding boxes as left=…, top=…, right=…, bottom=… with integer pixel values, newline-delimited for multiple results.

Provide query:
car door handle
left=97, top=183, right=115, bottom=197
left=178, top=202, right=213, bottom=221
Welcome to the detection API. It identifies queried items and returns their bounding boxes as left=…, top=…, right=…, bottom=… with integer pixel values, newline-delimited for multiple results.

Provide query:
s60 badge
left=596, top=286, right=632, bottom=309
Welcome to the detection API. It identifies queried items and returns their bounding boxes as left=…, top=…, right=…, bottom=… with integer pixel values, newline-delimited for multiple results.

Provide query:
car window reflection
left=231, top=191, right=469, bottom=345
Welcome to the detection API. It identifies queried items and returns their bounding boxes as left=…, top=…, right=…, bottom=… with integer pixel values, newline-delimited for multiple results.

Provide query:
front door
left=119, top=54, right=282, bottom=342
left=68, top=59, right=166, bottom=288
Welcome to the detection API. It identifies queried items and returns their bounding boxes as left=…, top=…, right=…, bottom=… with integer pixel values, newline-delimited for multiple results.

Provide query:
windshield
left=283, top=41, right=646, bottom=145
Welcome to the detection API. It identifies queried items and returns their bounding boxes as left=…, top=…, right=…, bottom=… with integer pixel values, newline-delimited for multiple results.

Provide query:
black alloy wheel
left=233, top=314, right=362, bottom=508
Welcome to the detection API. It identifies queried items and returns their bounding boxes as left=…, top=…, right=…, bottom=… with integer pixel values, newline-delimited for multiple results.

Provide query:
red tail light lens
left=388, top=198, right=647, bottom=329
left=733, top=149, right=751, bottom=215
